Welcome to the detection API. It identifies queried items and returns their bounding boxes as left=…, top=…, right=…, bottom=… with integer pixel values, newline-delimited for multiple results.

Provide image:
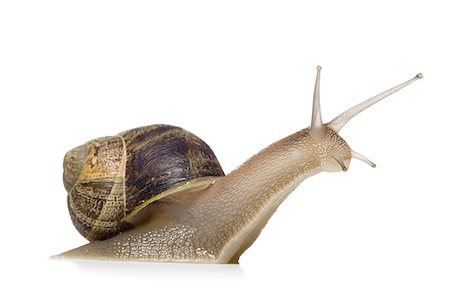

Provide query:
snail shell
left=63, top=125, right=225, bottom=240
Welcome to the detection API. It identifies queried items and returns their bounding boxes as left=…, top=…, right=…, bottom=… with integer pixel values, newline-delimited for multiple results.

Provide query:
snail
left=57, top=67, right=422, bottom=263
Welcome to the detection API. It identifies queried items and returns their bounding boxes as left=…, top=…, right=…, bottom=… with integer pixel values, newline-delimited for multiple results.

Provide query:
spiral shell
left=63, top=125, right=225, bottom=240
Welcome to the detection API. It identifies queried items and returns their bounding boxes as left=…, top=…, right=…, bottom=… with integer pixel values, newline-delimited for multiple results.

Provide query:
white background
left=1, top=1, right=448, bottom=294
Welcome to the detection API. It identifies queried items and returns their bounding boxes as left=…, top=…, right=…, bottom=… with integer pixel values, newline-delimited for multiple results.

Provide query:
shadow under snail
left=57, top=67, right=423, bottom=263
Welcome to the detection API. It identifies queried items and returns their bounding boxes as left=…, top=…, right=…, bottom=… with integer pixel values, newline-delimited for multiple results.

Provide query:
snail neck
left=224, top=129, right=322, bottom=199
left=211, top=128, right=324, bottom=262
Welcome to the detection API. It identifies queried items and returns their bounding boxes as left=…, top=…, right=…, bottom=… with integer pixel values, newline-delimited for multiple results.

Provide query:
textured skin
left=59, top=127, right=352, bottom=263
left=63, top=125, right=224, bottom=241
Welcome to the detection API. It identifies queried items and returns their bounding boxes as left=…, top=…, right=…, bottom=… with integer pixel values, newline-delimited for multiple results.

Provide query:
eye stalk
left=310, top=66, right=323, bottom=135
left=328, top=72, right=423, bottom=133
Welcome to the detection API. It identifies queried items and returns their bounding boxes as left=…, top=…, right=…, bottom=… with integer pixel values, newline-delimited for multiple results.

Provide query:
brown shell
left=64, top=125, right=225, bottom=241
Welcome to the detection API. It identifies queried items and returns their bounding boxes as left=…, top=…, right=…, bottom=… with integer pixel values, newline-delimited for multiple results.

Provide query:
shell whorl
left=64, top=125, right=225, bottom=241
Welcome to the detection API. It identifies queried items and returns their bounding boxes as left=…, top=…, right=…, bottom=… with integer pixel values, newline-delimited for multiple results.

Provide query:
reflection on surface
left=71, top=259, right=246, bottom=278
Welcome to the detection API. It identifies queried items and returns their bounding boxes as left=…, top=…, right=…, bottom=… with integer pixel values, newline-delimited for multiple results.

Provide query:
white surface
left=0, top=1, right=448, bottom=294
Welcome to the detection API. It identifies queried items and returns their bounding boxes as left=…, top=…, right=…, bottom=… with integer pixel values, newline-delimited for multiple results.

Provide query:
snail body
left=58, top=67, right=422, bottom=263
